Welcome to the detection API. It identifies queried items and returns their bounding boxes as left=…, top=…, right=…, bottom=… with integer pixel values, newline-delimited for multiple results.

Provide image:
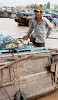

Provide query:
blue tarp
left=43, top=14, right=52, bottom=17
left=53, top=18, right=58, bottom=23
left=42, top=14, right=58, bottom=23
left=0, top=33, right=3, bottom=37
left=0, top=35, right=11, bottom=49
left=18, top=11, right=34, bottom=15
left=2, top=35, right=11, bottom=41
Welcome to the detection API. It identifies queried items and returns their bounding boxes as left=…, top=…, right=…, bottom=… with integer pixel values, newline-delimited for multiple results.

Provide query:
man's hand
left=23, top=35, right=29, bottom=40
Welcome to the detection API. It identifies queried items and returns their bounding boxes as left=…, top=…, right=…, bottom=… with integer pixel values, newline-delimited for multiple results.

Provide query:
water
left=37, top=90, right=58, bottom=100
left=0, top=18, right=28, bottom=38
left=0, top=18, right=58, bottom=100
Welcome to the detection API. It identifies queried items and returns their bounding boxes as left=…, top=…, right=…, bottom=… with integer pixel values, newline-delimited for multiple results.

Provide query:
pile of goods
left=0, top=33, right=48, bottom=53
left=0, top=33, right=33, bottom=50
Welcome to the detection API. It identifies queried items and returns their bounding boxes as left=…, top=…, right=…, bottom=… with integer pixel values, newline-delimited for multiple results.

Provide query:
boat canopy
left=18, top=11, right=35, bottom=15
left=42, top=13, right=52, bottom=17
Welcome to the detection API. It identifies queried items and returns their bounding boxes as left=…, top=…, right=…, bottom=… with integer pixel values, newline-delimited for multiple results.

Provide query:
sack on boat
left=18, top=43, right=24, bottom=48
left=6, top=43, right=17, bottom=49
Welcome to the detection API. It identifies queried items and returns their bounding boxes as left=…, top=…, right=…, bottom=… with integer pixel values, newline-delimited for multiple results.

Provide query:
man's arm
left=23, top=19, right=33, bottom=39
left=27, top=19, right=33, bottom=37
left=46, top=27, right=52, bottom=39
left=42, top=17, right=53, bottom=38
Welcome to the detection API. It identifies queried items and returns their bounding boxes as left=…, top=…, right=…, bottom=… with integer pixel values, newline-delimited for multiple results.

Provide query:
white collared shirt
left=27, top=16, right=53, bottom=43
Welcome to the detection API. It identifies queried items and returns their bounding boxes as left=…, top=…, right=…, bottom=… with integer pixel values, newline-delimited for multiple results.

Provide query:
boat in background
left=15, top=11, right=58, bottom=26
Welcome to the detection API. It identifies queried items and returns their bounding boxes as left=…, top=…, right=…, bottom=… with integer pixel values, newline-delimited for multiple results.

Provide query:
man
left=23, top=8, right=53, bottom=47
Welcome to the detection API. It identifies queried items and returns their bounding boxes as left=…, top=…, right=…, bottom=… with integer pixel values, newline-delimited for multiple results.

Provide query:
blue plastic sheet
left=0, top=45, right=48, bottom=54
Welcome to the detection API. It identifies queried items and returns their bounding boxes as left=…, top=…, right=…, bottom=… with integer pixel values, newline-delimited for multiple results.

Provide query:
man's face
left=35, top=10, right=42, bottom=18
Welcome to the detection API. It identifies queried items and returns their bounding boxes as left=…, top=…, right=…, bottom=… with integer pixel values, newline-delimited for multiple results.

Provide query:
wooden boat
left=0, top=46, right=58, bottom=100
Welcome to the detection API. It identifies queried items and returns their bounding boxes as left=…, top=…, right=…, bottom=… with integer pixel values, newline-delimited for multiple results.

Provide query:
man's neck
left=36, top=16, right=42, bottom=23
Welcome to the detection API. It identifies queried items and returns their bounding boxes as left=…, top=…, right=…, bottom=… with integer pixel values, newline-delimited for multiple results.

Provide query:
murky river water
left=0, top=18, right=58, bottom=100
left=37, top=90, right=58, bottom=100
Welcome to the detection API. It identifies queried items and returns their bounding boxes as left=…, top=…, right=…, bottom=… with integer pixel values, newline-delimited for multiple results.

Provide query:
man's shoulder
left=29, top=15, right=35, bottom=24
left=30, top=15, right=35, bottom=21
left=42, top=17, right=53, bottom=28
left=42, top=17, right=49, bottom=22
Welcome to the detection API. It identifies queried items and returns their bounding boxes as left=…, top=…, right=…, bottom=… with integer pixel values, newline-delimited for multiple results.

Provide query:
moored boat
left=0, top=46, right=58, bottom=100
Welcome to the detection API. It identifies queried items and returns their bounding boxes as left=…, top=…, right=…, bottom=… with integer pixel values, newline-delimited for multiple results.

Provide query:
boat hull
left=0, top=50, right=58, bottom=100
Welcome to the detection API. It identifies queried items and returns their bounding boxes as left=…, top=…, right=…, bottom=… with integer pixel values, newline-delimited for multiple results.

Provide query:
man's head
left=34, top=7, right=42, bottom=18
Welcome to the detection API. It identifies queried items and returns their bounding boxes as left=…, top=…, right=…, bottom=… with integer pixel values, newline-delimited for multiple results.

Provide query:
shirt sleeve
left=27, top=19, right=33, bottom=37
left=42, top=17, right=53, bottom=38
left=42, top=17, right=53, bottom=28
